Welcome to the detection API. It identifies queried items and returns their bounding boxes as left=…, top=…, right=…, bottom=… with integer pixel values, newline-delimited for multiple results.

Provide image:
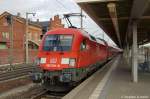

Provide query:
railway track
left=0, top=65, right=37, bottom=82
left=0, top=64, right=36, bottom=73
left=19, top=85, right=64, bottom=99
left=31, top=89, right=48, bottom=99
left=31, top=90, right=64, bottom=99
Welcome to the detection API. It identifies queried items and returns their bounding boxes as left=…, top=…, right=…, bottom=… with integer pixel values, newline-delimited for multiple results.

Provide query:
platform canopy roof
left=75, top=0, right=150, bottom=48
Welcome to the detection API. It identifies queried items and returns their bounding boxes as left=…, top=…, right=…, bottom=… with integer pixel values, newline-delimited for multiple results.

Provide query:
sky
left=0, top=0, right=116, bottom=46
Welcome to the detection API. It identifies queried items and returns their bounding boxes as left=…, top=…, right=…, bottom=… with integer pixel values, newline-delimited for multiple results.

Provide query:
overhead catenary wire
left=55, top=0, right=69, bottom=11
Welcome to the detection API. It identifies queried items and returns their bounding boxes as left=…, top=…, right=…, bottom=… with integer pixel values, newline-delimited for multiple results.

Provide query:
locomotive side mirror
left=82, top=45, right=86, bottom=49
left=80, top=39, right=87, bottom=50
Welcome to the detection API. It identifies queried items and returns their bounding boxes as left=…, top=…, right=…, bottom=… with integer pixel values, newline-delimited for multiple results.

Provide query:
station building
left=0, top=12, right=42, bottom=65
left=0, top=12, right=64, bottom=66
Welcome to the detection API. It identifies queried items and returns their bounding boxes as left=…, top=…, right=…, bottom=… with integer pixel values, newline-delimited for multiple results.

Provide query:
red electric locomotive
left=32, top=28, right=117, bottom=91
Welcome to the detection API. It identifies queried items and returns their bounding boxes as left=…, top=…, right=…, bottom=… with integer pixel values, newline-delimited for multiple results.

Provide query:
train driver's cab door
left=79, top=39, right=88, bottom=67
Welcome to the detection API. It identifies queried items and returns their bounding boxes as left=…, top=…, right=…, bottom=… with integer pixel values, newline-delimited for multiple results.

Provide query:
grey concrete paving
left=100, top=56, right=150, bottom=99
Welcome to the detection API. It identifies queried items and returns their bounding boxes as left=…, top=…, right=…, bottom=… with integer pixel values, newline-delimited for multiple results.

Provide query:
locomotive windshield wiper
left=52, top=35, right=63, bottom=52
left=57, top=36, right=63, bottom=52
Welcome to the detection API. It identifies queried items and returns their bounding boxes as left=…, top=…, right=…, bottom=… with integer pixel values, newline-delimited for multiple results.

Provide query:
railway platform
left=63, top=55, right=150, bottom=99
left=99, top=56, right=150, bottom=99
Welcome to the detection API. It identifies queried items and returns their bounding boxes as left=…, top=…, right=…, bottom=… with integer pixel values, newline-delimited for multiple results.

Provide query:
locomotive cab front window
left=43, top=34, right=73, bottom=51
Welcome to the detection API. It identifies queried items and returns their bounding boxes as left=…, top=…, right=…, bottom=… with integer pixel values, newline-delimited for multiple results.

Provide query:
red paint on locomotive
left=37, top=28, right=111, bottom=71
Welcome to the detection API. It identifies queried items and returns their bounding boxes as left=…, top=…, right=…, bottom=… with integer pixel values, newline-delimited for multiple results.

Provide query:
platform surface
left=100, top=55, right=150, bottom=99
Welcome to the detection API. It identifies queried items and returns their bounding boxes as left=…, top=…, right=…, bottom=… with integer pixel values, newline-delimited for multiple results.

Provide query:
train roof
left=79, top=29, right=107, bottom=46
left=46, top=28, right=107, bottom=46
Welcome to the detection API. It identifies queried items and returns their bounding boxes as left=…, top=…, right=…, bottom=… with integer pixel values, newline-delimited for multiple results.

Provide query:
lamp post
left=25, top=12, right=36, bottom=64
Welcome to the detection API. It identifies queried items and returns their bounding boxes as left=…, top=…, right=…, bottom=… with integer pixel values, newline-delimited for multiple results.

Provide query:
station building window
left=0, top=42, right=8, bottom=49
left=2, top=32, right=9, bottom=39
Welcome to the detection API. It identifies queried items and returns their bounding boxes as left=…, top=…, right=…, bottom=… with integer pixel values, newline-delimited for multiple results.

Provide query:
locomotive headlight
left=61, top=58, right=76, bottom=67
left=61, top=58, right=70, bottom=64
left=69, top=58, right=76, bottom=67
left=40, top=58, right=46, bottom=64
